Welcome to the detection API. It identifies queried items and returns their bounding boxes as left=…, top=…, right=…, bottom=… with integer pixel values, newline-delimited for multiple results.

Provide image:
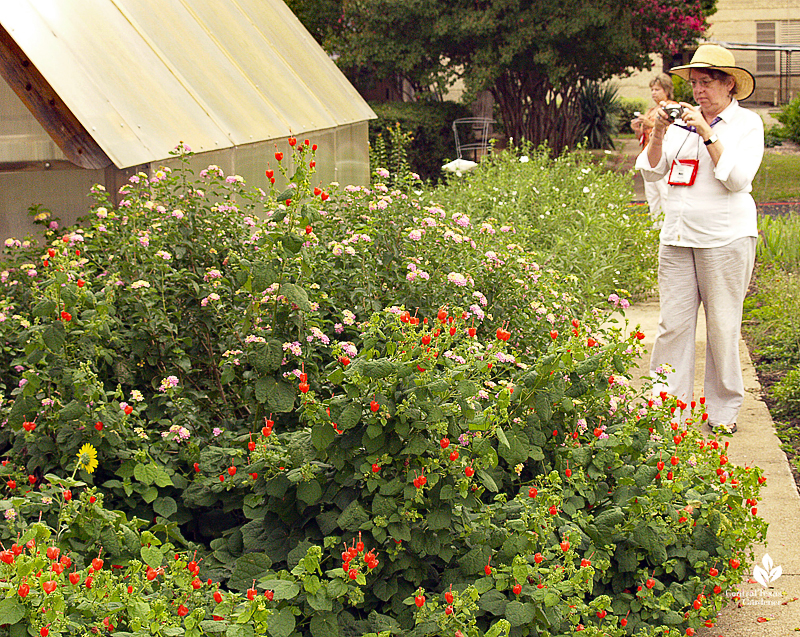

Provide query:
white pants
left=650, top=237, right=756, bottom=426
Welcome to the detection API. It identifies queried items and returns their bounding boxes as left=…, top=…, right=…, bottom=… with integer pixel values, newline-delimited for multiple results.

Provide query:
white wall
left=0, top=121, right=372, bottom=243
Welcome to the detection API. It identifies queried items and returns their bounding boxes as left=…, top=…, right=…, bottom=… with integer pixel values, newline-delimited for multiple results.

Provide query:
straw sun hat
left=669, top=44, right=755, bottom=100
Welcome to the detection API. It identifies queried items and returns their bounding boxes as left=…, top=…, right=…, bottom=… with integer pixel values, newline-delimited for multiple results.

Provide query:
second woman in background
left=631, top=74, right=674, bottom=224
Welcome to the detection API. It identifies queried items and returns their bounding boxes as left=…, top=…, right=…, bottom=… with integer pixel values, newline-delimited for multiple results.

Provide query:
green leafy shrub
left=764, top=124, right=785, bottom=148
left=578, top=82, right=622, bottom=149
left=0, top=140, right=765, bottom=637
left=773, top=95, right=800, bottom=144
left=744, top=267, right=800, bottom=369
left=202, top=305, right=765, bottom=637
left=770, top=367, right=800, bottom=419
left=0, top=143, right=337, bottom=536
left=672, top=76, right=693, bottom=104
left=431, top=141, right=659, bottom=304
left=369, top=123, right=413, bottom=187
left=757, top=213, right=800, bottom=269
left=617, top=97, right=650, bottom=135
left=744, top=215, right=800, bottom=370
left=0, top=469, right=369, bottom=635
left=368, top=100, right=473, bottom=182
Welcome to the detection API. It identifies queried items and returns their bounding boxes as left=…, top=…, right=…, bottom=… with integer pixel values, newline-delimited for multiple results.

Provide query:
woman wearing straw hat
left=635, top=44, right=764, bottom=435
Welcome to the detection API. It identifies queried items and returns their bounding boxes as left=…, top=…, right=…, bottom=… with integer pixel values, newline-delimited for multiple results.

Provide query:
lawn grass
left=752, top=152, right=800, bottom=202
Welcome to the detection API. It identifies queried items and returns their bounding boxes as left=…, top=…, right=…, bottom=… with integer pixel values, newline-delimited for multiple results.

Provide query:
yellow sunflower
left=77, top=443, right=98, bottom=474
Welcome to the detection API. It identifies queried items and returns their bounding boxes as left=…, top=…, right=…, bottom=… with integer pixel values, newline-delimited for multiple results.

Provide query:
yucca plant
left=578, top=81, right=622, bottom=150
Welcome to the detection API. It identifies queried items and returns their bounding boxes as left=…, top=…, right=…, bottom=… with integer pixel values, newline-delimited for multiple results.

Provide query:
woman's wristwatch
left=703, top=134, right=719, bottom=146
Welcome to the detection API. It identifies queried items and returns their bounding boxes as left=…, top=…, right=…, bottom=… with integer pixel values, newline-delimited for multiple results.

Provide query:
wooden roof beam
left=0, top=23, right=112, bottom=170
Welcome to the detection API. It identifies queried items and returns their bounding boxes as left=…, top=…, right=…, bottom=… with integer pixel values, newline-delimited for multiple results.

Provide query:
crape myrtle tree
left=289, top=0, right=713, bottom=149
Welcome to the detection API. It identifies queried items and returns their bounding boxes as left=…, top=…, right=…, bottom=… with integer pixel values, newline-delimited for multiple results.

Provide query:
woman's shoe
left=713, top=422, right=737, bottom=435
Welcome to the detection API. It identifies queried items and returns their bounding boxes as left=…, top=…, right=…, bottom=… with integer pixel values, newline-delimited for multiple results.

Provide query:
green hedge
left=772, top=95, right=800, bottom=144
left=617, top=97, right=650, bottom=136
left=368, top=100, right=473, bottom=183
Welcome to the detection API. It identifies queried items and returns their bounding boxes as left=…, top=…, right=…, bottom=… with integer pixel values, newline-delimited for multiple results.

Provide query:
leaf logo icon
left=753, top=554, right=782, bottom=587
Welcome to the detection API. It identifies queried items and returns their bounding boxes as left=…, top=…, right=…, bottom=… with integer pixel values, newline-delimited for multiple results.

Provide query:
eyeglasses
left=689, top=78, right=718, bottom=89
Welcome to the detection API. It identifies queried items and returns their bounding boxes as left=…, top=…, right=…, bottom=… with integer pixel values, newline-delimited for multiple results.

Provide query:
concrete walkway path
left=621, top=299, right=800, bottom=636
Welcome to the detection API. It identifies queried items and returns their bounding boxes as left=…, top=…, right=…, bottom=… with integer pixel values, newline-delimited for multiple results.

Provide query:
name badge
left=668, top=159, right=699, bottom=186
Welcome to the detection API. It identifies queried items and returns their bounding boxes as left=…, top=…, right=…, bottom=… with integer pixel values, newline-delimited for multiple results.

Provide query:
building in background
left=616, top=0, right=800, bottom=107
left=0, top=0, right=375, bottom=241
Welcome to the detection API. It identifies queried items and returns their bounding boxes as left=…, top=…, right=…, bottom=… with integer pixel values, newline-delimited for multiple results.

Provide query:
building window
left=757, top=21, right=776, bottom=74
left=782, top=21, right=800, bottom=74
left=759, top=20, right=800, bottom=74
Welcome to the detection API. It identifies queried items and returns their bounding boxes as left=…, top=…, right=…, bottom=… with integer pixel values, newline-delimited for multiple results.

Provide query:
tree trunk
left=491, top=70, right=583, bottom=152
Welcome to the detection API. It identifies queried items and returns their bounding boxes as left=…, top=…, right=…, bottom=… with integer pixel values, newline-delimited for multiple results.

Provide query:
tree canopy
left=289, top=0, right=713, bottom=149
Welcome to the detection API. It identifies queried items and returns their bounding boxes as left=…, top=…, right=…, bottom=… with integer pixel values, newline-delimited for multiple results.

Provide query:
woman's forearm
left=647, top=130, right=664, bottom=168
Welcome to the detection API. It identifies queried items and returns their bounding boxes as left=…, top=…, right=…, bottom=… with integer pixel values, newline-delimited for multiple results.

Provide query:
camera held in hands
left=664, top=102, right=685, bottom=122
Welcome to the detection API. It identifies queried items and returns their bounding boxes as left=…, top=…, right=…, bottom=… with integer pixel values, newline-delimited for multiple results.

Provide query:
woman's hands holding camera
left=675, top=103, right=714, bottom=140
left=652, top=101, right=674, bottom=136
left=654, top=101, right=712, bottom=140
left=649, top=100, right=721, bottom=164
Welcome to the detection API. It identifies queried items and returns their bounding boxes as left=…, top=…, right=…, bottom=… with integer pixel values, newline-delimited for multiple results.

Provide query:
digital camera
left=664, top=103, right=685, bottom=122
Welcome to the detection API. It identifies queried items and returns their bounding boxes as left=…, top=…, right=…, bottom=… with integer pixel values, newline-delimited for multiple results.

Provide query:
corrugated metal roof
left=0, top=0, right=375, bottom=169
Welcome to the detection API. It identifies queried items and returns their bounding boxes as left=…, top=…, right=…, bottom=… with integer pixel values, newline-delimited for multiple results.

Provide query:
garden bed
left=0, top=140, right=766, bottom=637
left=743, top=215, right=800, bottom=494
left=747, top=360, right=800, bottom=490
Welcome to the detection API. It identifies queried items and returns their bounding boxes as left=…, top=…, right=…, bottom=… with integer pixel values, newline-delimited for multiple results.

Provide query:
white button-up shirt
left=635, top=99, right=764, bottom=248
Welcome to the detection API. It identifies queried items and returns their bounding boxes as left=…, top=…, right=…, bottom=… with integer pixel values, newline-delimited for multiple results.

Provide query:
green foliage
left=744, top=267, right=800, bottom=369
left=327, top=1, right=459, bottom=99
left=748, top=215, right=800, bottom=454
left=317, top=0, right=711, bottom=148
left=209, top=305, right=764, bottom=637
left=764, top=125, right=785, bottom=148
left=0, top=474, right=365, bottom=635
left=0, top=142, right=343, bottom=540
left=431, top=141, right=659, bottom=303
left=757, top=213, right=800, bottom=269
left=771, top=367, right=800, bottom=419
left=617, top=97, right=650, bottom=134
left=369, top=123, right=412, bottom=187
left=578, top=82, right=622, bottom=150
left=282, top=0, right=344, bottom=46
left=0, top=140, right=763, bottom=637
left=368, top=100, right=473, bottom=183
left=773, top=94, right=800, bottom=144
left=745, top=215, right=800, bottom=401
left=672, top=76, right=694, bottom=104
